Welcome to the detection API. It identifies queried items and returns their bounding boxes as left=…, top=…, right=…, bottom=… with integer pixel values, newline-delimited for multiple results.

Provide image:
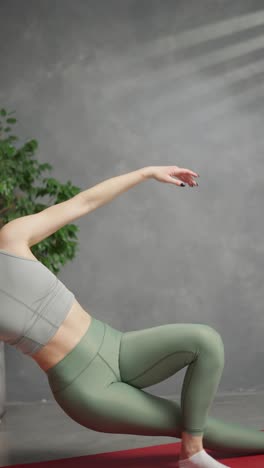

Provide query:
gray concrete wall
left=0, top=0, right=264, bottom=402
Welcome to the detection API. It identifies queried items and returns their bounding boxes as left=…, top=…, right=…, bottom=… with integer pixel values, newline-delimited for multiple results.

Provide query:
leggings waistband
left=46, top=316, right=105, bottom=393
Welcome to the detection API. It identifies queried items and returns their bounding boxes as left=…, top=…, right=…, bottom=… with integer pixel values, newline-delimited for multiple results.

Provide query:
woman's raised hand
left=149, top=165, right=199, bottom=187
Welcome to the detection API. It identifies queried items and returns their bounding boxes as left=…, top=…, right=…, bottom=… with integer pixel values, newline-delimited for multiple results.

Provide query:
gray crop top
left=0, top=249, right=75, bottom=356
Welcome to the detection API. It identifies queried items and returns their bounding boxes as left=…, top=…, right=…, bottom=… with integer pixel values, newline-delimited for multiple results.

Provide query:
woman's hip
left=46, top=315, right=124, bottom=430
left=46, top=315, right=123, bottom=396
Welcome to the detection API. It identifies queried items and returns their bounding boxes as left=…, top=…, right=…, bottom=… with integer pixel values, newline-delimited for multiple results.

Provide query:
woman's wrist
left=140, top=166, right=153, bottom=180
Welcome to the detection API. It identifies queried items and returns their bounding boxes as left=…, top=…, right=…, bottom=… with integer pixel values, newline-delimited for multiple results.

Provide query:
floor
left=0, top=392, right=264, bottom=466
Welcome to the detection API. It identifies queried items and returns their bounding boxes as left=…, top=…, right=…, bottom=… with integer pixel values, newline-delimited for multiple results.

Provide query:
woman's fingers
left=175, top=172, right=199, bottom=186
left=181, top=168, right=200, bottom=178
left=179, top=174, right=199, bottom=186
left=159, top=166, right=200, bottom=187
left=189, top=170, right=200, bottom=178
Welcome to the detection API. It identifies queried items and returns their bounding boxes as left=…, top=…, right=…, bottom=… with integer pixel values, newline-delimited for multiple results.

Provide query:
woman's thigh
left=51, top=352, right=183, bottom=437
left=119, top=322, right=220, bottom=388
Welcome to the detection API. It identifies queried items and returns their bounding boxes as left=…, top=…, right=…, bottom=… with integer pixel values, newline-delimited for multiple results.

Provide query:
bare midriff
left=30, top=299, right=92, bottom=373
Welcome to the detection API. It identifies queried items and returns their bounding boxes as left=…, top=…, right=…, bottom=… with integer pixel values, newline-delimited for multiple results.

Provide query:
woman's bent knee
left=195, top=325, right=225, bottom=369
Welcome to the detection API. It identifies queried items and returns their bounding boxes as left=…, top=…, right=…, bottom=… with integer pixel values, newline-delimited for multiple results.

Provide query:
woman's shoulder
left=0, top=231, right=38, bottom=261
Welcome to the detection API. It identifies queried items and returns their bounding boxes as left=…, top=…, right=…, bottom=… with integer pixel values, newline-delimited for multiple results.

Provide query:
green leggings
left=46, top=316, right=264, bottom=455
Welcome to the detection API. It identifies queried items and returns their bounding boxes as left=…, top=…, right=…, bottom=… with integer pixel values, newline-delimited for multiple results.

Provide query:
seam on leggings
left=181, top=350, right=200, bottom=431
left=98, top=352, right=120, bottom=381
left=125, top=350, right=196, bottom=384
left=52, top=323, right=106, bottom=395
left=118, top=334, right=123, bottom=380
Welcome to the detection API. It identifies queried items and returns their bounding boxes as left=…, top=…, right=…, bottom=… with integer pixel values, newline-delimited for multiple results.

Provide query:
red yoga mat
left=5, top=440, right=264, bottom=468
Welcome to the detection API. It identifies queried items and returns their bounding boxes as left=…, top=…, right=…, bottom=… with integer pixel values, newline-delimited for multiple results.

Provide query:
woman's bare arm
left=78, top=166, right=152, bottom=212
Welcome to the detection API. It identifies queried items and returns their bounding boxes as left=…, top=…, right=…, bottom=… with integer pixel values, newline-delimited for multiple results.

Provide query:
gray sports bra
left=0, top=249, right=75, bottom=356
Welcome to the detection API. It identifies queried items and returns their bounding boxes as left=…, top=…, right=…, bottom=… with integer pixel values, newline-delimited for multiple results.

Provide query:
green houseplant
left=0, top=107, right=82, bottom=275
